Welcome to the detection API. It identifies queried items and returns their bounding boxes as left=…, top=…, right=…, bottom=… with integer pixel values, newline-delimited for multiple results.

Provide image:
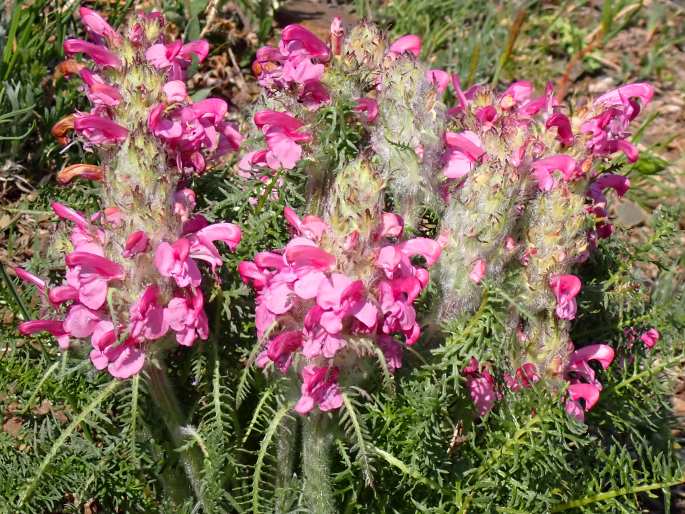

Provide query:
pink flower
left=353, top=97, right=379, bottom=123
left=565, top=383, right=600, bottom=422
left=261, top=330, right=302, bottom=372
left=65, top=251, right=125, bottom=310
left=186, top=222, right=242, bottom=272
left=531, top=155, right=577, bottom=191
left=549, top=274, right=581, bottom=321
left=14, top=267, right=46, bottom=293
left=63, top=304, right=106, bottom=338
left=154, top=238, right=202, bottom=287
left=469, top=259, right=486, bottom=284
left=505, top=363, right=540, bottom=392
left=426, top=69, right=450, bottom=94
left=51, top=202, right=89, bottom=229
left=79, top=69, right=121, bottom=107
left=595, top=83, right=654, bottom=120
left=128, top=285, right=168, bottom=341
left=463, top=358, right=496, bottom=417
left=165, top=290, right=209, bottom=347
left=300, top=80, right=330, bottom=110
left=145, top=39, right=210, bottom=79
left=388, top=35, right=422, bottom=57
left=123, top=231, right=149, bottom=258
left=163, top=80, right=188, bottom=102
left=254, top=110, right=312, bottom=170
left=640, top=328, right=660, bottom=349
left=79, top=7, right=121, bottom=44
left=546, top=113, right=574, bottom=146
left=499, top=81, right=533, bottom=109
left=294, top=366, right=344, bottom=414
left=74, top=114, right=128, bottom=144
left=281, top=24, right=331, bottom=62
left=64, top=39, right=122, bottom=68
left=19, top=320, right=70, bottom=349
left=568, top=343, right=615, bottom=370
left=443, top=131, right=486, bottom=179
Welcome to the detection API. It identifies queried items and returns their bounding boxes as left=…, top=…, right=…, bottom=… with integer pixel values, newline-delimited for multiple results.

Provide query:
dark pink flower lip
left=66, top=251, right=125, bottom=279
left=388, top=34, right=422, bottom=57
left=51, top=202, right=89, bottom=229
left=74, top=115, right=128, bottom=143
left=63, top=38, right=122, bottom=68
left=281, top=24, right=331, bottom=62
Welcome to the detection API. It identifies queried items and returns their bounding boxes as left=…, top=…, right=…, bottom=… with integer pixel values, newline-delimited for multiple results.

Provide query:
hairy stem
left=146, top=360, right=206, bottom=508
left=275, top=415, right=298, bottom=513
left=301, top=413, right=336, bottom=514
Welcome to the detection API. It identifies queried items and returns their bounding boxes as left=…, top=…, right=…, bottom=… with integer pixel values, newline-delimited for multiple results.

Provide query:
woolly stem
left=274, top=415, right=297, bottom=513
left=301, top=413, right=336, bottom=514
left=146, top=361, right=206, bottom=508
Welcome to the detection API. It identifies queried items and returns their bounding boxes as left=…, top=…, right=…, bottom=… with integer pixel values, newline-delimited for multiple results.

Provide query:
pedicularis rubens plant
left=9, top=7, right=685, bottom=514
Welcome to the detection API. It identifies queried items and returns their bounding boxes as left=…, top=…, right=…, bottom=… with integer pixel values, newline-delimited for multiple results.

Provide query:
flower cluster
left=17, top=8, right=242, bottom=378
left=61, top=7, right=242, bottom=174
left=253, top=24, right=331, bottom=110
left=239, top=207, right=440, bottom=414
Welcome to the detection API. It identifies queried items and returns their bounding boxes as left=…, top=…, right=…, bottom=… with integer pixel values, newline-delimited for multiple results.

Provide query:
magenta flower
left=640, top=328, right=660, bottom=349
left=462, top=357, right=497, bottom=417
left=64, top=39, right=121, bottom=68
left=426, top=69, right=450, bottom=94
left=254, top=110, right=312, bottom=170
left=443, top=131, right=486, bottom=179
left=294, top=366, right=344, bottom=414
left=79, top=7, right=121, bottom=44
left=123, top=231, right=149, bottom=258
left=531, top=155, right=578, bottom=191
left=65, top=251, right=125, bottom=310
left=546, top=113, right=574, bottom=146
left=565, top=383, right=600, bottom=422
left=145, top=39, right=209, bottom=80
left=19, top=320, right=70, bottom=349
left=79, top=69, right=121, bottom=107
left=549, top=274, right=582, bottom=320
left=354, top=97, right=379, bottom=124
left=128, top=285, right=169, bottom=341
left=258, top=330, right=303, bottom=373
left=388, top=34, right=422, bottom=57
left=74, top=114, right=128, bottom=145
left=14, top=267, right=47, bottom=293
left=469, top=259, right=487, bottom=284
left=154, top=238, right=202, bottom=287
left=241, top=207, right=440, bottom=414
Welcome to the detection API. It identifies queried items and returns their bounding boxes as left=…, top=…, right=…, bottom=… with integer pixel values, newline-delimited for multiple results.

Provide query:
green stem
left=550, top=475, right=685, bottom=511
left=146, top=361, right=206, bottom=508
left=301, top=413, right=336, bottom=514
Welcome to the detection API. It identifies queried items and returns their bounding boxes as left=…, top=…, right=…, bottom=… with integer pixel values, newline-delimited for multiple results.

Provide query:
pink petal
left=569, top=344, right=615, bottom=370
left=389, top=34, right=422, bottom=57
left=196, top=223, right=242, bottom=251
left=568, top=383, right=600, bottom=411
left=63, top=38, right=121, bottom=67
left=163, top=80, right=187, bottom=102
left=108, top=345, right=145, bottom=379
left=399, top=238, right=441, bottom=266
